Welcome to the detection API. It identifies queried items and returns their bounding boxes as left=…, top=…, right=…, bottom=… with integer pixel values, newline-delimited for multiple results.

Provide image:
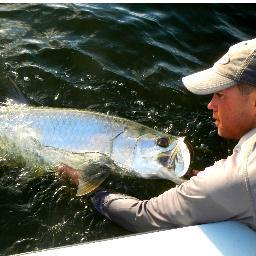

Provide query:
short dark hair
left=237, top=84, right=256, bottom=95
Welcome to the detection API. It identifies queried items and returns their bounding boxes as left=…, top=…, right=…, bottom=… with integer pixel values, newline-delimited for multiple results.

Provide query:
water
left=0, top=3, right=255, bottom=255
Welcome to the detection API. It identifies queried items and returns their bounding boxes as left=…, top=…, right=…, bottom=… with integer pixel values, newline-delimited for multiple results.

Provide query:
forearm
left=91, top=190, right=150, bottom=232
left=91, top=189, right=186, bottom=233
left=91, top=160, right=250, bottom=233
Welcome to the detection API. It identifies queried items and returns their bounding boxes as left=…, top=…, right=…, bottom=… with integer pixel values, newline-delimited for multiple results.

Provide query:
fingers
left=191, top=169, right=202, bottom=176
left=57, top=163, right=80, bottom=186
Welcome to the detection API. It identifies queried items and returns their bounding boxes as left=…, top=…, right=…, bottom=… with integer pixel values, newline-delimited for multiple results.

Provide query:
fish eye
left=156, top=137, right=170, bottom=148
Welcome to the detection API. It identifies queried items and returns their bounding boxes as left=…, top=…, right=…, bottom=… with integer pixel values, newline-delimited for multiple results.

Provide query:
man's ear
left=252, top=92, right=256, bottom=114
left=253, top=91, right=256, bottom=107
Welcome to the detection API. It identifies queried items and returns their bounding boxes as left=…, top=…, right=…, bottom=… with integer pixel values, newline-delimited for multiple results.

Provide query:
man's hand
left=191, top=169, right=202, bottom=176
left=57, top=163, right=80, bottom=186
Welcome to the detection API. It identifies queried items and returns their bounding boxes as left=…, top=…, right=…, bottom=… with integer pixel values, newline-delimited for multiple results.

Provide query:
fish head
left=133, top=133, right=191, bottom=183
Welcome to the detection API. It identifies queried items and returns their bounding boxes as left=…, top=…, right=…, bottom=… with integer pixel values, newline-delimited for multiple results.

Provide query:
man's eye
left=216, top=93, right=224, bottom=98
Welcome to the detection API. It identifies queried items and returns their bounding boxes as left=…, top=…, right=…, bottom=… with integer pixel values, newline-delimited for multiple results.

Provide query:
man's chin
left=217, top=129, right=241, bottom=140
left=217, top=128, right=231, bottom=139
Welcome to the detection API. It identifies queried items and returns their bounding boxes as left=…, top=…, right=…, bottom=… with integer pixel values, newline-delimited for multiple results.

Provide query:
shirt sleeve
left=91, top=152, right=252, bottom=233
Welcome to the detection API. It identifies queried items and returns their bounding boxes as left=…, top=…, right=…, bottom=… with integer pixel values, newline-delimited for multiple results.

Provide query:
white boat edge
left=13, top=221, right=256, bottom=256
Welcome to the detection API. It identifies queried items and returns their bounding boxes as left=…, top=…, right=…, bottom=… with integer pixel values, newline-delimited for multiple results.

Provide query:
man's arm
left=91, top=153, right=252, bottom=232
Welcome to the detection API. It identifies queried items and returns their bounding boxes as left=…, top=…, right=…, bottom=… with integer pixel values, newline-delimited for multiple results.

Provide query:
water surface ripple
left=0, top=3, right=256, bottom=255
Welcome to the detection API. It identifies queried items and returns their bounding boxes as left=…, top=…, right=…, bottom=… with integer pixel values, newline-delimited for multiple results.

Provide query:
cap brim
left=182, top=68, right=236, bottom=95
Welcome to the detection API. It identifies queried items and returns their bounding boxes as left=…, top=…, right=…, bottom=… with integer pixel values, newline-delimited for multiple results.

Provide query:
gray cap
left=182, top=38, right=256, bottom=95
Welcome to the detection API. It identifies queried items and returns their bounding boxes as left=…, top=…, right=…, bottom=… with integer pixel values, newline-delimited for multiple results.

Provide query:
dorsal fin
left=0, top=74, right=30, bottom=105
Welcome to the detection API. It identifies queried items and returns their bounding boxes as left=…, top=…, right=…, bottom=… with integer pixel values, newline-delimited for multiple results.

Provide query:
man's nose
left=207, top=95, right=216, bottom=111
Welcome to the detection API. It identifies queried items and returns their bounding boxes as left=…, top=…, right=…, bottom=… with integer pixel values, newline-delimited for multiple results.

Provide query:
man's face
left=207, top=85, right=256, bottom=140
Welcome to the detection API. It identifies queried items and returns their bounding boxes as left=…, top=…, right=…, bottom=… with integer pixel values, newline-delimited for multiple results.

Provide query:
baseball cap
left=182, top=38, right=256, bottom=95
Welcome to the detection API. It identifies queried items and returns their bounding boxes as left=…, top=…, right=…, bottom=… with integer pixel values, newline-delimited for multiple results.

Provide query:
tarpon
left=0, top=102, right=191, bottom=196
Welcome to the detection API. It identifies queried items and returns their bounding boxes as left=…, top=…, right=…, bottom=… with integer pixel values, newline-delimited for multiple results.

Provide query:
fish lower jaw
left=157, top=169, right=186, bottom=184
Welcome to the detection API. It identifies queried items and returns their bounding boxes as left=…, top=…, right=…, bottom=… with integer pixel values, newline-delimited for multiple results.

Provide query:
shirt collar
left=234, top=128, right=256, bottom=153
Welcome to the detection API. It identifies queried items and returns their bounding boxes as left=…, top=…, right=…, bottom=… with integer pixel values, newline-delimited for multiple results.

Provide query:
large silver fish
left=0, top=103, right=191, bottom=196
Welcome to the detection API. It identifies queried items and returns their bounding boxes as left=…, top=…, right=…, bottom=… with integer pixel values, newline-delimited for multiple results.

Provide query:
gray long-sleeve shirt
left=91, top=128, right=256, bottom=232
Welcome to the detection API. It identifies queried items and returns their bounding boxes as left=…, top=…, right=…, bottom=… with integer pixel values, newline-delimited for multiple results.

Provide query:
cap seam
left=235, top=48, right=256, bottom=80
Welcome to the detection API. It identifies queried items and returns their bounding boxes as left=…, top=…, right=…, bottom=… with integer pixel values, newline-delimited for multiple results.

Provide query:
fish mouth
left=157, top=138, right=192, bottom=178
left=184, top=137, right=194, bottom=161
left=173, top=138, right=191, bottom=178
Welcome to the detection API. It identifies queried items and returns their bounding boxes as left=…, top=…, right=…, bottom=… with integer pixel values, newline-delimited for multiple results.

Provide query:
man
left=59, top=38, right=256, bottom=232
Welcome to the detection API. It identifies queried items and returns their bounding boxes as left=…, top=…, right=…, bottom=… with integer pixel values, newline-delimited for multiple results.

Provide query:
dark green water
left=0, top=3, right=256, bottom=255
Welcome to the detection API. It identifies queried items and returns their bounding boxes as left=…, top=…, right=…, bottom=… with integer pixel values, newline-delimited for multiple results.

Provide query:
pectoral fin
left=77, top=171, right=109, bottom=196
left=76, top=159, right=113, bottom=196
